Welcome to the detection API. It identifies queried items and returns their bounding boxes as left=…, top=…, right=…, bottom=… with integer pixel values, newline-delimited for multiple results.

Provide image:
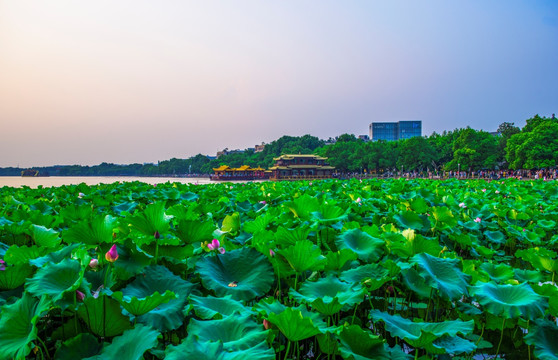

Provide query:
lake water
left=0, top=176, right=215, bottom=188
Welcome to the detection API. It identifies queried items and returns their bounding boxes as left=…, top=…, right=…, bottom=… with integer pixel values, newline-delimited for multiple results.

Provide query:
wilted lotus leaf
left=470, top=281, right=547, bottom=319
left=118, top=265, right=195, bottom=331
left=197, top=247, right=273, bottom=301
left=335, top=229, right=385, bottom=263
left=290, top=275, right=365, bottom=315
left=189, top=294, right=251, bottom=319
left=524, top=319, right=558, bottom=360
left=411, top=253, right=470, bottom=300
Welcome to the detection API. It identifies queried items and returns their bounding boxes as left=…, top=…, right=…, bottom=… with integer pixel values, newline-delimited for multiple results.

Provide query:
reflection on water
left=0, top=176, right=214, bottom=188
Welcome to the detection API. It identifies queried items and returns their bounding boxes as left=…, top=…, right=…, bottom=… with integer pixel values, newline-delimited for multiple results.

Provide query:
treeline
left=1, top=115, right=555, bottom=177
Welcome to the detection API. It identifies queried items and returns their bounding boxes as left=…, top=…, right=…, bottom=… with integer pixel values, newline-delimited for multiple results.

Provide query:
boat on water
left=21, top=169, right=50, bottom=177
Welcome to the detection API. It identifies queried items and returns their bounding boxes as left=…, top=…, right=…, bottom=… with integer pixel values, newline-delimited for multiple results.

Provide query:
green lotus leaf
left=26, top=258, right=84, bottom=302
left=388, top=231, right=442, bottom=258
left=514, top=268, right=543, bottom=283
left=278, top=239, right=326, bottom=273
left=324, top=249, right=358, bottom=271
left=83, top=324, right=160, bottom=360
left=267, top=307, right=323, bottom=342
left=30, top=224, right=61, bottom=248
left=290, top=275, right=365, bottom=315
left=286, top=194, right=320, bottom=220
left=119, top=265, right=195, bottom=331
left=411, top=253, right=470, bottom=300
left=0, top=294, right=51, bottom=360
left=431, top=206, right=458, bottom=229
left=54, top=333, right=101, bottom=360
left=111, top=201, right=138, bottom=215
left=479, top=262, right=514, bottom=283
left=470, top=282, right=547, bottom=319
left=370, top=310, right=474, bottom=351
left=174, top=219, right=215, bottom=244
left=393, top=210, right=426, bottom=231
left=128, top=202, right=172, bottom=238
left=537, top=219, right=556, bottom=231
left=63, top=215, right=117, bottom=245
left=165, top=337, right=275, bottom=360
left=339, top=263, right=390, bottom=291
left=484, top=230, right=506, bottom=245
left=197, top=247, right=273, bottom=301
left=0, top=263, right=34, bottom=290
left=112, top=290, right=176, bottom=317
left=337, top=324, right=386, bottom=360
left=401, top=267, right=431, bottom=298
left=29, top=243, right=80, bottom=268
left=275, top=225, right=311, bottom=247
left=221, top=212, right=241, bottom=233
left=311, top=203, right=347, bottom=223
left=431, top=335, right=476, bottom=355
left=4, top=245, right=48, bottom=265
left=335, top=229, right=385, bottom=263
left=533, top=283, right=558, bottom=317
left=187, top=315, right=269, bottom=351
left=524, top=319, right=558, bottom=360
left=254, top=297, right=287, bottom=316
left=77, top=294, right=132, bottom=337
left=111, top=240, right=153, bottom=281
left=189, top=294, right=250, bottom=319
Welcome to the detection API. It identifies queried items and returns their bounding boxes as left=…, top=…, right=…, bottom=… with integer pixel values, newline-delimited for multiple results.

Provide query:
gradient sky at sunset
left=1, top=1, right=556, bottom=167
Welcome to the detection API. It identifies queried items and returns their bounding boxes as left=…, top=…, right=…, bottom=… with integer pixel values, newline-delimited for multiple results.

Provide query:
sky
left=0, top=1, right=556, bottom=167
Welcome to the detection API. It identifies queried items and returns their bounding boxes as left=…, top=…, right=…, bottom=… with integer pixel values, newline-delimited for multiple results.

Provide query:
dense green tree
left=446, top=128, right=499, bottom=171
left=506, top=116, right=558, bottom=169
left=397, top=136, right=436, bottom=171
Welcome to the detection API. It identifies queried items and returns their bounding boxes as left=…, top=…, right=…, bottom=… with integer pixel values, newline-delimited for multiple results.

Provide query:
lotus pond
left=0, top=178, right=557, bottom=360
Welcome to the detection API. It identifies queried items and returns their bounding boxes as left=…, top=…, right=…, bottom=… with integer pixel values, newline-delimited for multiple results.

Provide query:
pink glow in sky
left=1, top=1, right=556, bottom=167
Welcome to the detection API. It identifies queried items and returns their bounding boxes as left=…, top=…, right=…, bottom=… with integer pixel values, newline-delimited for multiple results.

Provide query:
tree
left=446, top=129, right=499, bottom=171
left=506, top=116, right=558, bottom=169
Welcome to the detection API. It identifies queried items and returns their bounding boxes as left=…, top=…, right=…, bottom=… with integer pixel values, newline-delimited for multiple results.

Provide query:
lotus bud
left=482, top=189, right=486, bottom=193
left=269, top=249, right=276, bottom=257
left=207, top=239, right=220, bottom=251
left=76, top=290, right=85, bottom=302
left=263, top=319, right=271, bottom=330
left=0, top=259, right=5, bottom=271
left=105, top=244, right=119, bottom=262
left=386, top=285, right=394, bottom=295
left=218, top=247, right=226, bottom=254
left=259, top=200, right=267, bottom=205
left=154, top=230, right=160, bottom=239
left=474, top=217, right=481, bottom=223
left=89, top=258, right=99, bottom=269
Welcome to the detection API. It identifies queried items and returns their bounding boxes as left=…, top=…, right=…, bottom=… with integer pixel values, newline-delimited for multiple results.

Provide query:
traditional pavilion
left=211, top=165, right=269, bottom=181
left=268, top=154, right=335, bottom=180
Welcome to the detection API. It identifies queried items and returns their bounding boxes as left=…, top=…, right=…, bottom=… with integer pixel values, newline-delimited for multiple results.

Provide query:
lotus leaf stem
left=284, top=340, right=291, bottom=360
left=495, top=317, right=506, bottom=359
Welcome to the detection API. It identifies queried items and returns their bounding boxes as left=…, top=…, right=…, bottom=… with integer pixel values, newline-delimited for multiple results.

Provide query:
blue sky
left=0, top=1, right=556, bottom=166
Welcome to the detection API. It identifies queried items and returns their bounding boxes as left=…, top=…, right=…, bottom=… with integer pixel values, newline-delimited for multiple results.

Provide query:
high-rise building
left=369, top=120, right=421, bottom=141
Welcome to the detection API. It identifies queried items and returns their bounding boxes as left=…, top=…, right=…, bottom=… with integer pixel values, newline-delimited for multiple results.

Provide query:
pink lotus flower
left=105, top=244, right=119, bottom=263
left=89, top=258, right=99, bottom=269
left=0, top=259, right=5, bottom=271
left=459, top=202, right=466, bottom=208
left=269, top=249, right=276, bottom=257
left=495, top=190, right=500, bottom=194
left=263, top=319, right=271, bottom=330
left=76, top=290, right=85, bottom=302
left=474, top=217, right=481, bottom=223
left=259, top=201, right=267, bottom=205
left=482, top=189, right=486, bottom=193
left=218, top=247, right=226, bottom=254
left=207, top=239, right=220, bottom=251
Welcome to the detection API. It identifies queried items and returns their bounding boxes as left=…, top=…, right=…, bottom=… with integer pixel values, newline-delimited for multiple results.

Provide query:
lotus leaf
left=524, top=319, right=558, bottom=360
left=197, top=247, right=273, bottom=301
left=119, top=265, right=195, bottom=331
left=0, top=263, right=33, bottom=290
left=290, top=275, right=365, bottom=315
left=0, top=294, right=51, bottom=360
left=54, top=333, right=101, bottom=360
left=471, top=281, right=547, bottom=319
left=63, top=215, right=117, bottom=245
left=82, top=325, right=160, bottom=360
left=26, top=258, right=84, bottom=302
left=335, top=229, right=385, bottom=263
left=128, top=202, right=171, bottom=238
left=30, top=224, right=61, bottom=248
left=77, top=294, right=132, bottom=337
left=165, top=337, right=275, bottom=360
left=189, top=294, right=250, bottom=319
left=267, top=307, right=323, bottom=342
left=278, top=239, right=326, bottom=273
left=111, top=290, right=176, bottom=317
left=411, top=253, right=470, bottom=300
